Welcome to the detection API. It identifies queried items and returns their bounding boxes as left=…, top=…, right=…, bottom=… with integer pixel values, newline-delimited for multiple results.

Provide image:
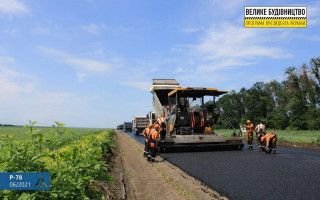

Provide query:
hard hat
left=154, top=124, right=160, bottom=128
left=148, top=124, right=153, bottom=128
left=247, top=120, right=250, bottom=123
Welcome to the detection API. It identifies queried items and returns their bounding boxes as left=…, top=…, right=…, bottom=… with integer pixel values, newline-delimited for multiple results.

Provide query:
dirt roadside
left=115, top=130, right=227, bottom=200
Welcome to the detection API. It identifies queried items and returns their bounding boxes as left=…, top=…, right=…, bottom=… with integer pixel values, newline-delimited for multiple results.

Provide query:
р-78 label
left=0, top=173, right=50, bottom=190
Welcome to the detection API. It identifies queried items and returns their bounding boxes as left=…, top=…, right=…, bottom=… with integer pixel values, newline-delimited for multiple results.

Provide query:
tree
left=216, top=90, right=245, bottom=128
left=243, top=82, right=271, bottom=125
left=265, top=80, right=289, bottom=129
left=284, top=67, right=308, bottom=130
left=210, top=56, right=320, bottom=130
left=310, top=57, right=320, bottom=105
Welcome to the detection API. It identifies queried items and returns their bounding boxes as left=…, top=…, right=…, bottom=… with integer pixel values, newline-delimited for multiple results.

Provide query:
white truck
left=132, top=116, right=149, bottom=135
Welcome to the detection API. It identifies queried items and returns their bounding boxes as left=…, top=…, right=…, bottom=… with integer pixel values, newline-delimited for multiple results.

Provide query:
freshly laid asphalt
left=123, top=131, right=320, bottom=200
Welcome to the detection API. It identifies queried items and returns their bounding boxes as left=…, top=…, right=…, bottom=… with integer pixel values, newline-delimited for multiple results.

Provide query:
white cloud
left=116, top=65, right=160, bottom=91
left=0, top=56, right=15, bottom=63
left=0, top=65, right=36, bottom=79
left=182, top=27, right=203, bottom=33
left=120, top=81, right=150, bottom=91
left=195, top=23, right=291, bottom=61
left=247, top=74, right=284, bottom=83
left=166, top=22, right=294, bottom=88
left=0, top=0, right=28, bottom=14
left=197, top=59, right=254, bottom=72
left=0, top=63, right=76, bottom=126
left=38, top=46, right=114, bottom=81
left=3, top=28, right=20, bottom=36
left=76, top=73, right=87, bottom=82
left=31, top=26, right=50, bottom=35
left=0, top=79, right=35, bottom=101
left=80, top=23, right=109, bottom=34
left=308, top=2, right=320, bottom=26
left=0, top=65, right=37, bottom=103
left=210, top=0, right=244, bottom=15
left=183, top=23, right=292, bottom=76
left=176, top=71, right=229, bottom=86
left=174, top=67, right=183, bottom=73
left=33, top=92, right=73, bottom=105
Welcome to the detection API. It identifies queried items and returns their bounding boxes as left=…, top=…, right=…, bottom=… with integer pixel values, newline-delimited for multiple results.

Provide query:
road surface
left=124, top=131, right=320, bottom=200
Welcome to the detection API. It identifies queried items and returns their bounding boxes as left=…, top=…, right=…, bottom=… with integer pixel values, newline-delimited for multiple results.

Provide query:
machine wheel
left=237, top=145, right=243, bottom=150
left=234, top=145, right=243, bottom=150
left=159, top=147, right=167, bottom=153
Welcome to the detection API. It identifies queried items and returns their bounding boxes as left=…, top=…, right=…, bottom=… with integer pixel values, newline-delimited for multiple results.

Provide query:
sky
left=0, top=0, right=319, bottom=128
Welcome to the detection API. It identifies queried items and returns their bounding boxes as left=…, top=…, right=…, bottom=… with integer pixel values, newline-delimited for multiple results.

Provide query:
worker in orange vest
left=148, top=124, right=160, bottom=162
left=255, top=120, right=266, bottom=151
left=261, top=133, right=277, bottom=154
left=142, top=124, right=153, bottom=157
left=246, top=120, right=254, bottom=150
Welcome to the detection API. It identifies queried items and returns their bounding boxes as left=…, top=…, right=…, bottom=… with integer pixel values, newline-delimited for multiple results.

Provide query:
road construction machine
left=150, top=79, right=243, bottom=151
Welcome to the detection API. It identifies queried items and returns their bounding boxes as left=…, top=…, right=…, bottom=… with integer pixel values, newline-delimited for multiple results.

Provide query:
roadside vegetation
left=0, top=125, right=104, bottom=141
left=212, top=57, right=320, bottom=131
left=0, top=121, right=115, bottom=200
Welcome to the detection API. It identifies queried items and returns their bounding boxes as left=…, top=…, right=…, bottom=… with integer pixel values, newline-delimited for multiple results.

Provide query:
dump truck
left=132, top=116, right=149, bottom=135
left=123, top=122, right=132, bottom=132
left=117, top=124, right=124, bottom=130
left=150, top=79, right=243, bottom=150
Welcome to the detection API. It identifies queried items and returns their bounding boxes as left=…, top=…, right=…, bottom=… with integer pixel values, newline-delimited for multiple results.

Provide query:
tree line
left=214, top=57, right=320, bottom=130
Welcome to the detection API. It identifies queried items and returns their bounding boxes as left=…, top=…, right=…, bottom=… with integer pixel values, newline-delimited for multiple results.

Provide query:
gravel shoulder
left=115, top=130, right=226, bottom=200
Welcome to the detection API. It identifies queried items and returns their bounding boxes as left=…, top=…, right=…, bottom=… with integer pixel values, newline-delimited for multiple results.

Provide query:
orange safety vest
left=261, top=133, right=277, bottom=148
left=261, top=133, right=276, bottom=142
left=247, top=123, right=254, bottom=133
left=246, top=123, right=254, bottom=138
left=151, top=130, right=159, bottom=140
left=142, top=128, right=151, bottom=142
left=149, top=130, right=159, bottom=148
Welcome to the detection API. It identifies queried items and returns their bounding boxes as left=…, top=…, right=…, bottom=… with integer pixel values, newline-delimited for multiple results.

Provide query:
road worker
left=246, top=120, right=254, bottom=150
left=154, top=114, right=166, bottom=141
left=260, top=133, right=277, bottom=154
left=255, top=121, right=266, bottom=151
left=148, top=124, right=160, bottom=162
left=142, top=124, right=153, bottom=157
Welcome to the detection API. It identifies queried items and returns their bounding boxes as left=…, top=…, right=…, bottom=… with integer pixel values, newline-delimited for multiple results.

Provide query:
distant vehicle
left=117, top=124, right=124, bottom=130
left=132, top=116, right=149, bottom=135
left=147, top=111, right=157, bottom=124
left=123, top=122, right=132, bottom=132
left=150, top=79, right=244, bottom=151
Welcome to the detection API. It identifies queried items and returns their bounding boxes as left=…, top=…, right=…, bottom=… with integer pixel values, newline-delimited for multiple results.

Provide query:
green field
left=0, top=126, right=105, bottom=142
left=0, top=124, right=115, bottom=199
left=216, top=129, right=320, bottom=144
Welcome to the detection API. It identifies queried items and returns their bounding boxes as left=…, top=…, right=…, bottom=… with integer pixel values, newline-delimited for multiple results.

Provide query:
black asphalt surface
left=123, top=131, right=320, bottom=200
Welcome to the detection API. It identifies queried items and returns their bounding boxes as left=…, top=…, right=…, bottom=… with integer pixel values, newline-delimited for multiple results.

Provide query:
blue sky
left=0, top=0, right=319, bottom=128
